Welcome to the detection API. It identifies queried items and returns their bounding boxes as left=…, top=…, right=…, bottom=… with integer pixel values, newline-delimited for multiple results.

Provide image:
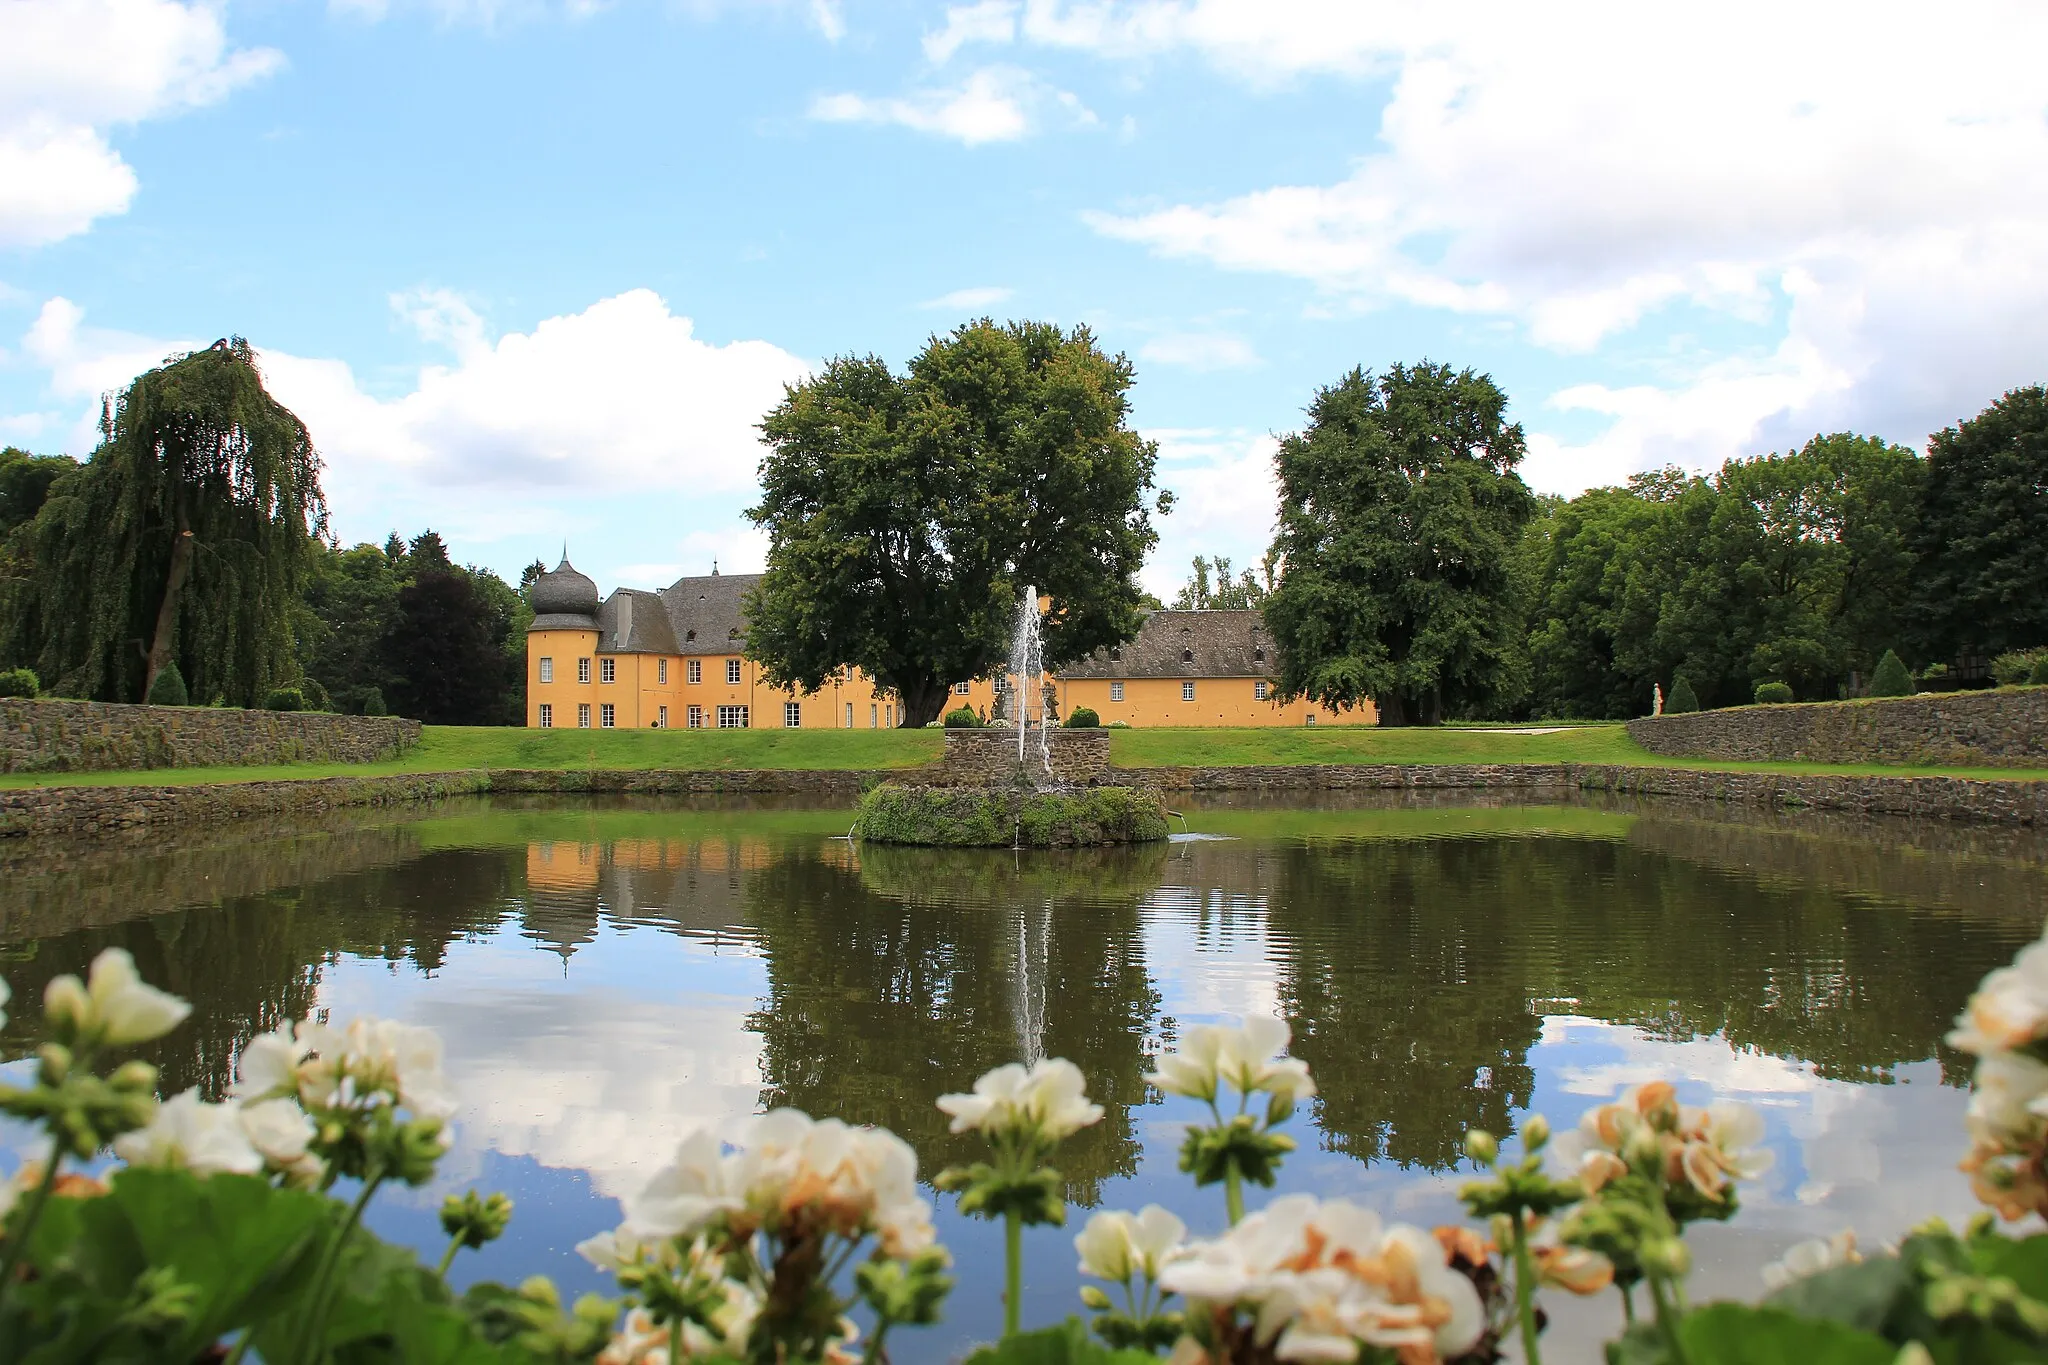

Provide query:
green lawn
left=4, top=720, right=2048, bottom=789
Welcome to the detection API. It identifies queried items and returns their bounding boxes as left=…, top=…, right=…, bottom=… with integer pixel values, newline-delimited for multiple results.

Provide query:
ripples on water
left=1, top=793, right=2043, bottom=1360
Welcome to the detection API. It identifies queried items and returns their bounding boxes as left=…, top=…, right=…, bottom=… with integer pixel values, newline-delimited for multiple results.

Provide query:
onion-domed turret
left=530, top=556, right=601, bottom=624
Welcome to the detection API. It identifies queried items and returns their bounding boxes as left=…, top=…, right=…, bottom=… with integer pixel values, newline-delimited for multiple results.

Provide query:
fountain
left=850, top=586, right=1170, bottom=847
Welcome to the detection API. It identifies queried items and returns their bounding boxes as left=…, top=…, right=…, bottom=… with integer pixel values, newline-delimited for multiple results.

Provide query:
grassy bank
left=5, top=721, right=2048, bottom=788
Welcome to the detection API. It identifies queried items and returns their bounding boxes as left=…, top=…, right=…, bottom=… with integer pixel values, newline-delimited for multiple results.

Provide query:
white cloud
left=920, top=285, right=1016, bottom=311
left=1048, top=0, right=2048, bottom=486
left=924, top=0, right=1019, bottom=64
left=811, top=66, right=1093, bottom=145
left=1139, top=426, right=1279, bottom=597
left=1138, top=331, right=1260, bottom=372
left=13, top=290, right=811, bottom=556
left=0, top=0, right=282, bottom=247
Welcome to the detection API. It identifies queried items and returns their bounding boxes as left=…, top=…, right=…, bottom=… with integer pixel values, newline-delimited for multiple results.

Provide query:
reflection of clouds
left=315, top=928, right=768, bottom=1204
left=1139, top=887, right=1281, bottom=1023
left=1542, top=1015, right=1826, bottom=1097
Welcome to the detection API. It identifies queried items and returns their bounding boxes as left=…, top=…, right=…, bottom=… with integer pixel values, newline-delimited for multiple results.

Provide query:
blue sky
left=5, top=0, right=2046, bottom=597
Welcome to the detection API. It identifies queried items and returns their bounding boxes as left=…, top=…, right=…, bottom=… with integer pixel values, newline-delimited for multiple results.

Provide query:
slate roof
left=597, top=588, right=681, bottom=655
left=1057, top=609, right=1276, bottom=679
left=530, top=613, right=602, bottom=631
left=657, top=572, right=760, bottom=654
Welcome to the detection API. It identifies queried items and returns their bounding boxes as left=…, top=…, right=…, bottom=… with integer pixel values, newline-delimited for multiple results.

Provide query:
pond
left=2, top=792, right=2044, bottom=1361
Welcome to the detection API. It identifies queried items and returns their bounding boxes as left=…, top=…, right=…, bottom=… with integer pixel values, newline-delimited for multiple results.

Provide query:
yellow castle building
left=524, top=558, right=1374, bottom=729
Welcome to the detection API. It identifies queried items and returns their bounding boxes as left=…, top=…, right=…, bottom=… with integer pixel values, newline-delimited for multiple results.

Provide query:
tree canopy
left=1911, top=385, right=2048, bottom=661
left=21, top=340, right=325, bottom=705
left=746, top=319, right=1164, bottom=727
left=1263, top=363, right=1535, bottom=726
left=1171, top=553, right=1273, bottom=611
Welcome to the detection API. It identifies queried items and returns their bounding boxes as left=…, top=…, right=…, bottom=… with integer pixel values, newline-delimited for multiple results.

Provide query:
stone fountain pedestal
left=852, top=727, right=1170, bottom=848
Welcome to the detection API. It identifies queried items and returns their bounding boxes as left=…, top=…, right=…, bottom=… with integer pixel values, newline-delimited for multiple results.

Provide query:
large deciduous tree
left=746, top=319, right=1164, bottom=727
left=29, top=339, right=325, bottom=704
left=1263, top=363, right=1535, bottom=726
left=1910, top=386, right=2048, bottom=661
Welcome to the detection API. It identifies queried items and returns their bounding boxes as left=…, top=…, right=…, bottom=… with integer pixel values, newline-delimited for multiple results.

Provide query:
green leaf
left=1762, top=1256, right=1915, bottom=1335
left=963, top=1317, right=1160, bottom=1365
left=1677, top=1303, right=1896, bottom=1365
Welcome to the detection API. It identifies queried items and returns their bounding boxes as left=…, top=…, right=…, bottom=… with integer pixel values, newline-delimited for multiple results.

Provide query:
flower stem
left=1646, top=1274, right=1688, bottom=1364
left=1508, top=1210, right=1543, bottom=1365
left=671, top=1317, right=684, bottom=1365
left=1003, top=1208, right=1023, bottom=1339
left=296, top=1171, right=385, bottom=1365
left=435, top=1231, right=465, bottom=1281
left=0, top=1138, right=66, bottom=1312
left=222, top=1330, right=255, bottom=1365
left=1223, top=1162, right=1245, bottom=1227
left=1619, top=1282, right=1636, bottom=1325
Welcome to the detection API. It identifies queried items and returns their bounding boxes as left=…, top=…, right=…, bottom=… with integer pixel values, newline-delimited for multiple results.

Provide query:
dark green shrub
left=145, top=663, right=189, bottom=706
left=264, top=687, right=305, bottom=712
left=0, top=667, right=38, bottom=699
left=1064, top=707, right=1101, bottom=728
left=359, top=687, right=387, bottom=717
left=2032, top=658, right=2048, bottom=687
left=1868, top=649, right=1914, bottom=697
left=300, top=677, right=334, bottom=712
left=1666, top=676, right=1699, bottom=714
left=1992, top=649, right=2046, bottom=686
left=943, top=706, right=981, bottom=728
left=1753, top=680, right=1794, bottom=705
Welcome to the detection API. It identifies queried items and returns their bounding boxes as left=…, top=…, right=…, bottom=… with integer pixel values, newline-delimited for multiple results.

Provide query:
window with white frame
left=954, top=681, right=970, bottom=695
left=885, top=705, right=894, bottom=727
left=600, top=658, right=616, bottom=684
left=657, top=659, right=668, bottom=685
left=538, top=703, right=553, bottom=728
left=1305, top=714, right=1317, bottom=726
left=1254, top=681, right=1268, bottom=701
left=717, top=704, right=749, bottom=728
left=578, top=658, right=591, bottom=684
left=538, top=658, right=553, bottom=683
left=869, top=705, right=878, bottom=728
left=726, top=658, right=742, bottom=685
left=1110, top=682, right=1124, bottom=702
left=1182, top=682, right=1196, bottom=701
left=688, top=705, right=704, bottom=729
left=657, top=706, right=668, bottom=727
left=784, top=702, right=801, bottom=728
left=687, top=659, right=702, bottom=684
left=577, top=703, right=591, bottom=728
left=600, top=703, right=615, bottom=727
left=845, top=702, right=853, bottom=728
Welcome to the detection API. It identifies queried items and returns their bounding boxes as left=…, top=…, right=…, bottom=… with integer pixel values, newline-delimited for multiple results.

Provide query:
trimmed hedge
left=1753, top=681, right=1794, bottom=705
left=854, top=783, right=1170, bottom=847
left=1064, top=707, right=1100, bottom=728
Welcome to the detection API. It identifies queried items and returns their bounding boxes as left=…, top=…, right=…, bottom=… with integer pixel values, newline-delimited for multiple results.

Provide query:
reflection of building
left=525, top=560, right=1376, bottom=728
left=517, top=838, right=768, bottom=960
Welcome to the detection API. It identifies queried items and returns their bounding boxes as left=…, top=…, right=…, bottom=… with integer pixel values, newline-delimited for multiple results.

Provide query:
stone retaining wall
left=5, top=757, right=2047, bottom=839
left=935, top=728, right=1112, bottom=785
left=0, top=697, right=420, bottom=774
left=1625, top=687, right=2048, bottom=768
left=0, top=772, right=486, bottom=840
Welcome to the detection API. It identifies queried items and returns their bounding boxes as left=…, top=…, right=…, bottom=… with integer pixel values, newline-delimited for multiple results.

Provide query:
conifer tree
left=1868, top=649, right=1914, bottom=698
left=1666, top=675, right=1701, bottom=713
left=145, top=661, right=188, bottom=706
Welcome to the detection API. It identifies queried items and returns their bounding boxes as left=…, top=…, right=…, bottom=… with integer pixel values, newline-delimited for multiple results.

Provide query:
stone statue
left=1653, top=682, right=1664, bottom=716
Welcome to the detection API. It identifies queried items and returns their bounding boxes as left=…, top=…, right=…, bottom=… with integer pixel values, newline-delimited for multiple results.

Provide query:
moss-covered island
left=853, top=783, right=1171, bottom=848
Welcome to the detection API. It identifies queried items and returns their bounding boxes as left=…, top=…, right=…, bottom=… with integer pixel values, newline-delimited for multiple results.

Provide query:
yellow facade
left=1057, top=676, right=1373, bottom=727
left=525, top=629, right=914, bottom=731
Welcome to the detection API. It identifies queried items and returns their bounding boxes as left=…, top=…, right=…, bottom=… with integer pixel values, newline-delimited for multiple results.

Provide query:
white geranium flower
left=238, top=1097, right=322, bottom=1183
left=1147, top=1017, right=1316, bottom=1107
left=284, top=1016, right=458, bottom=1120
left=45, top=948, right=191, bottom=1048
left=113, top=1089, right=261, bottom=1175
left=1147, top=1028, right=1226, bottom=1102
left=1950, top=938, right=2048, bottom=1056
left=938, top=1059, right=1102, bottom=1141
left=1761, top=1231, right=1859, bottom=1291
left=232, top=1022, right=312, bottom=1100
left=627, top=1128, right=742, bottom=1239
left=0, top=974, right=10, bottom=1031
left=1077, top=1204, right=1187, bottom=1283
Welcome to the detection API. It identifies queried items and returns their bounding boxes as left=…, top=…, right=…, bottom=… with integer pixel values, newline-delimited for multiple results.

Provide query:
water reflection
left=0, top=793, right=2043, bottom=1358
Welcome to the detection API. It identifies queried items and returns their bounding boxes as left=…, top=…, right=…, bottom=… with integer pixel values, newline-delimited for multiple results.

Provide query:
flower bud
left=36, top=1043, right=71, bottom=1085
left=1623, top=1123, right=1665, bottom=1173
left=1465, top=1129, right=1498, bottom=1167
left=1522, top=1114, right=1551, bottom=1153
left=44, top=976, right=91, bottom=1039
left=1643, top=1237, right=1691, bottom=1278
left=109, top=1059, right=158, bottom=1093
left=1080, top=1285, right=1113, bottom=1311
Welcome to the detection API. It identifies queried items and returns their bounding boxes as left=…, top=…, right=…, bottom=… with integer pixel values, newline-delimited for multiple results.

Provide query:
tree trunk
left=898, top=678, right=950, bottom=728
left=144, top=528, right=195, bottom=702
left=1376, top=693, right=1409, bottom=727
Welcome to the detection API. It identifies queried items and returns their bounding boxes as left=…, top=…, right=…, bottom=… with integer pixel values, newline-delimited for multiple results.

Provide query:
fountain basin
left=854, top=782, right=1170, bottom=847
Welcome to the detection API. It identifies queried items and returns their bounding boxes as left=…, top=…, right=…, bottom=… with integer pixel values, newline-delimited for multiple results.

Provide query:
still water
left=3, top=794, right=2044, bottom=1360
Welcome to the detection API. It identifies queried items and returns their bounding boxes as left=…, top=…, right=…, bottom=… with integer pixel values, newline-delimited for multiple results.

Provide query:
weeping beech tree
left=33, top=339, right=325, bottom=704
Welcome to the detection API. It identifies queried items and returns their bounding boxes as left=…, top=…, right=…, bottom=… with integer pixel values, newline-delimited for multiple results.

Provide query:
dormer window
left=1109, top=647, right=1121, bottom=662
left=1254, top=647, right=1266, bottom=663
left=685, top=629, right=696, bottom=642
left=1182, top=648, right=1194, bottom=663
